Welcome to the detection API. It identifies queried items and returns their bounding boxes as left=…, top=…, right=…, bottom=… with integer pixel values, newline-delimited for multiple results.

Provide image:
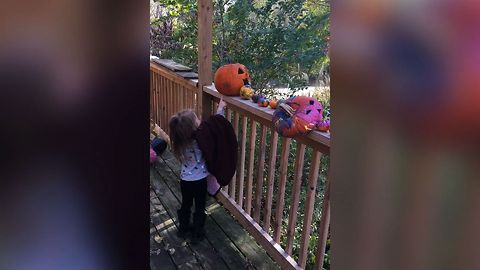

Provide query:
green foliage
left=213, top=0, right=330, bottom=94
left=151, top=0, right=198, bottom=68
left=312, top=86, right=330, bottom=119
left=151, top=0, right=330, bottom=93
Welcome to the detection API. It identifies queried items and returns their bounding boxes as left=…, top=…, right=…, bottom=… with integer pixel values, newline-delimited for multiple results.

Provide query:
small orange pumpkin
left=269, top=99, right=278, bottom=109
left=214, top=63, right=251, bottom=96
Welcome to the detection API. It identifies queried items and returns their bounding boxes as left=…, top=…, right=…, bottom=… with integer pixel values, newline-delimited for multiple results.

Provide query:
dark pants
left=177, top=178, right=207, bottom=234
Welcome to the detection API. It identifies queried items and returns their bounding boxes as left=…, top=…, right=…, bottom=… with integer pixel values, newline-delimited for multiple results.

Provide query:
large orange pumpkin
left=214, top=63, right=251, bottom=96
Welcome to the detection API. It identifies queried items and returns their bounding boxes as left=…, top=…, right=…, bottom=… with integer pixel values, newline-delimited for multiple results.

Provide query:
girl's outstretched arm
left=216, top=98, right=227, bottom=116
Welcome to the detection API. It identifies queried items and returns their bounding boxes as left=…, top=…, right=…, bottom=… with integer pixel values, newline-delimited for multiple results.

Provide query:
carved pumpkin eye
left=306, top=110, right=312, bottom=114
left=317, top=109, right=322, bottom=113
left=238, top=68, right=245, bottom=74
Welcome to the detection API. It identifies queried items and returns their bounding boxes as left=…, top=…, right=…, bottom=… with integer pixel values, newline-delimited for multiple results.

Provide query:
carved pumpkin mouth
left=243, top=78, right=249, bottom=85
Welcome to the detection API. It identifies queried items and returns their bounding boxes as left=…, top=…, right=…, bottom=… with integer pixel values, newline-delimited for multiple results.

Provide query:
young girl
left=169, top=99, right=226, bottom=242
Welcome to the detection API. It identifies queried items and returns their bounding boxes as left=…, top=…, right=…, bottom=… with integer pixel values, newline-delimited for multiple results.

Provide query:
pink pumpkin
left=150, top=148, right=157, bottom=164
left=273, top=96, right=330, bottom=137
left=289, top=96, right=324, bottom=127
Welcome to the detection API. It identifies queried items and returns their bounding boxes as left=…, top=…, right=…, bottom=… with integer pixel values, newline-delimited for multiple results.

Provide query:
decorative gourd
left=269, top=99, right=278, bottom=109
left=273, top=96, right=330, bottom=137
left=240, top=85, right=254, bottom=100
left=214, top=63, right=251, bottom=96
left=251, top=93, right=264, bottom=103
left=258, top=98, right=269, bottom=107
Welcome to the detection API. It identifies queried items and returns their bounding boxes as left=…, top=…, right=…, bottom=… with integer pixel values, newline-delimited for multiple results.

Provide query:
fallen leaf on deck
left=154, top=235, right=163, bottom=244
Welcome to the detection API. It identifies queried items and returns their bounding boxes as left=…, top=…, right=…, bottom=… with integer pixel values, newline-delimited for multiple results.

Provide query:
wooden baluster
left=184, top=84, right=188, bottom=109
left=223, top=107, right=230, bottom=193
left=164, top=77, right=169, bottom=131
left=182, top=85, right=186, bottom=110
left=163, top=77, right=167, bottom=132
left=168, top=80, right=177, bottom=121
left=245, top=120, right=257, bottom=215
left=299, top=151, right=322, bottom=268
left=176, top=82, right=180, bottom=112
left=172, top=82, right=176, bottom=113
left=253, top=125, right=267, bottom=223
left=263, top=130, right=278, bottom=233
left=153, top=72, right=157, bottom=125
left=174, top=83, right=178, bottom=112
left=286, top=143, right=306, bottom=254
left=162, top=75, right=165, bottom=129
left=155, top=73, right=160, bottom=128
left=171, top=81, right=174, bottom=113
left=229, top=111, right=239, bottom=199
left=149, top=71, right=153, bottom=122
left=189, top=85, right=193, bottom=109
left=158, top=75, right=162, bottom=130
left=314, top=172, right=331, bottom=270
left=177, top=84, right=181, bottom=111
left=213, top=101, right=218, bottom=116
left=187, top=85, right=192, bottom=109
left=152, top=72, right=156, bottom=125
left=237, top=116, right=248, bottom=206
left=179, top=84, right=183, bottom=110
left=273, top=137, right=291, bottom=243
left=166, top=78, right=170, bottom=132
left=178, top=84, right=182, bottom=110
left=190, top=88, right=193, bottom=110
left=150, top=71, right=154, bottom=122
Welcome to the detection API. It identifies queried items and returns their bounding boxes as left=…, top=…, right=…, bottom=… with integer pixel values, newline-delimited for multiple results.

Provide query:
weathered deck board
left=152, top=168, right=227, bottom=270
left=150, top=187, right=200, bottom=267
left=209, top=203, right=281, bottom=270
left=151, top=152, right=280, bottom=270
left=154, top=162, right=253, bottom=269
left=150, top=229, right=177, bottom=270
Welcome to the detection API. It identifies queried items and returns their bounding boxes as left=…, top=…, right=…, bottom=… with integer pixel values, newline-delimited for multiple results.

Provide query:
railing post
left=197, top=0, right=213, bottom=119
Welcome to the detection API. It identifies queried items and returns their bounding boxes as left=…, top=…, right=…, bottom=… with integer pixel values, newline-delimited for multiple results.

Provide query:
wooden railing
left=151, top=61, right=331, bottom=270
left=150, top=61, right=198, bottom=134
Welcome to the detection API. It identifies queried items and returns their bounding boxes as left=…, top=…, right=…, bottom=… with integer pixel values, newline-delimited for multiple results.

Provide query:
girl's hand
left=216, top=98, right=227, bottom=115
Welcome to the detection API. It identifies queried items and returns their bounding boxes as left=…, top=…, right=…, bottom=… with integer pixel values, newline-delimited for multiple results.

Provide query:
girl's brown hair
left=168, top=110, right=199, bottom=161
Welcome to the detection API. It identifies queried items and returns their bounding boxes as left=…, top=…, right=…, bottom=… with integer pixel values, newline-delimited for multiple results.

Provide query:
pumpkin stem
left=279, top=103, right=295, bottom=117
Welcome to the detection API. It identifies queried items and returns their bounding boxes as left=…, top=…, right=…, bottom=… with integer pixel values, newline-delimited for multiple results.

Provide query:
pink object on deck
left=150, top=148, right=157, bottom=164
left=207, top=174, right=221, bottom=197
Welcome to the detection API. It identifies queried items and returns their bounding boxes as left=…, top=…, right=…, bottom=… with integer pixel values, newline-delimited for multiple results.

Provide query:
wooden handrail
left=202, top=85, right=330, bottom=154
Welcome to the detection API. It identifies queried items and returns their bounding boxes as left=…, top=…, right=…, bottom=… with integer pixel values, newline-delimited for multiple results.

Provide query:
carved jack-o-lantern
left=214, top=63, right=251, bottom=96
left=273, top=96, right=330, bottom=137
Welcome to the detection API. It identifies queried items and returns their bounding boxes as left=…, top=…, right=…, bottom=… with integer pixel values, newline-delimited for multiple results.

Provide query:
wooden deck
left=150, top=150, right=280, bottom=270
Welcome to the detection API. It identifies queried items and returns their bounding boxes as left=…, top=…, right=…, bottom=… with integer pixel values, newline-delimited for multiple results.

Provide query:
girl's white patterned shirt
left=180, top=141, right=209, bottom=181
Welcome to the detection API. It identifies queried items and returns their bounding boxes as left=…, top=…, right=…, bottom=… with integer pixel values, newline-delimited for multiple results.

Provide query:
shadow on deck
left=150, top=150, right=280, bottom=270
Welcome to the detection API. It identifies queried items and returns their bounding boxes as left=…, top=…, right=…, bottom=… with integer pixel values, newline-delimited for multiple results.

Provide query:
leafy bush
left=151, top=0, right=330, bottom=93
